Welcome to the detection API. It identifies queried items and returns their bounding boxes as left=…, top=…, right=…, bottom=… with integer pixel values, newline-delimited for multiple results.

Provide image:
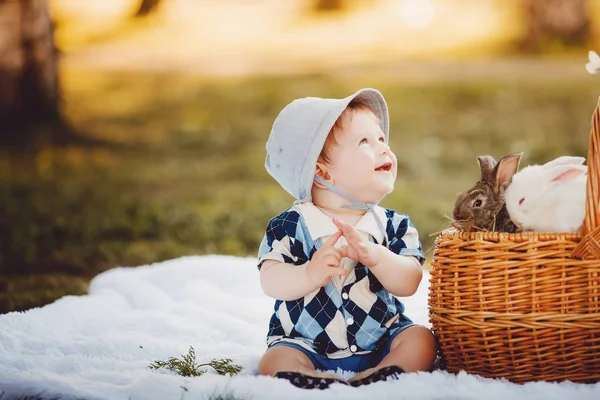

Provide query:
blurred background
left=1, top=0, right=600, bottom=313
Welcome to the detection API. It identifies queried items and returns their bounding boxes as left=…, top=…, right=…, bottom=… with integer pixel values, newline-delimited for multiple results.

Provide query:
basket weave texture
left=428, top=97, right=600, bottom=384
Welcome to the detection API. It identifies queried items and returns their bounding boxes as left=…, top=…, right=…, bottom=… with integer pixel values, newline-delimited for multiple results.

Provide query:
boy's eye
left=379, top=137, right=385, bottom=143
left=359, top=138, right=368, bottom=145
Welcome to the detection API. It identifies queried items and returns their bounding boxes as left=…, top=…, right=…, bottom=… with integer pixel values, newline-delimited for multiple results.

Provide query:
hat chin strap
left=312, top=175, right=388, bottom=248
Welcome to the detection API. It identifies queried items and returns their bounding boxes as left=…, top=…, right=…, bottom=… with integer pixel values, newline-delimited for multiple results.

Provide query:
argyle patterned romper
left=257, top=202, right=425, bottom=359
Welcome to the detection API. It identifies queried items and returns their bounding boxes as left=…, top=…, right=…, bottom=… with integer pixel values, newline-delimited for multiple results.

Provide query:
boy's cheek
left=391, top=154, right=399, bottom=176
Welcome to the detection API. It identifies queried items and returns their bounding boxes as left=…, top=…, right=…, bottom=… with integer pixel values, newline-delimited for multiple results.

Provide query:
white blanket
left=1, top=255, right=598, bottom=400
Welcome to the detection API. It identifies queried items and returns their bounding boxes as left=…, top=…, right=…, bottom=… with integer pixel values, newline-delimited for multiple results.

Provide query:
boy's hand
left=306, top=230, right=348, bottom=287
left=332, top=218, right=381, bottom=268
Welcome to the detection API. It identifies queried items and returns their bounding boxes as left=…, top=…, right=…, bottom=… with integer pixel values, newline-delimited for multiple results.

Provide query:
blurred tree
left=313, top=0, right=345, bottom=12
left=134, top=0, right=162, bottom=17
left=522, top=0, right=590, bottom=51
left=0, top=0, right=59, bottom=130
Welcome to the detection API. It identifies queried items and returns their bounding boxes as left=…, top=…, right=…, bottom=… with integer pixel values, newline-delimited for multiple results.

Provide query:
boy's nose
left=379, top=142, right=390, bottom=154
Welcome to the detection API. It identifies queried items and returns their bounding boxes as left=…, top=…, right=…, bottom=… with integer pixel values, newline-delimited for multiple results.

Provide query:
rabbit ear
left=477, top=156, right=497, bottom=183
left=495, top=152, right=523, bottom=191
left=543, top=156, right=586, bottom=169
left=546, top=165, right=587, bottom=182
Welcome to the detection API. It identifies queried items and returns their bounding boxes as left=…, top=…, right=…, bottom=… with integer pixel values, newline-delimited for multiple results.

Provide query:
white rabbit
left=505, top=156, right=587, bottom=233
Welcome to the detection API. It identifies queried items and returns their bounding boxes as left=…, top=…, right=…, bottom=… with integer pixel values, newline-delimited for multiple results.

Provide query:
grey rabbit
left=452, top=152, right=523, bottom=233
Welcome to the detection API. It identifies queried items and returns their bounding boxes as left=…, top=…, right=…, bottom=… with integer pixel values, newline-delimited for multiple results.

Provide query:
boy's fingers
left=323, top=230, right=343, bottom=248
left=332, top=217, right=344, bottom=228
left=343, top=226, right=360, bottom=242
left=333, top=218, right=352, bottom=236
left=350, top=242, right=365, bottom=253
left=337, top=245, right=349, bottom=258
left=324, top=252, right=341, bottom=267
left=327, top=267, right=348, bottom=276
left=333, top=218, right=360, bottom=241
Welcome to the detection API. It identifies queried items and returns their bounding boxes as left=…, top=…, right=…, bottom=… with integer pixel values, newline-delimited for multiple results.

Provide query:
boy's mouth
left=375, top=162, right=392, bottom=172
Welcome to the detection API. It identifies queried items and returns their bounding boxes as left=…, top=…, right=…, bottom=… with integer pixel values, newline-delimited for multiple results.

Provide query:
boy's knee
left=258, top=351, right=282, bottom=376
left=411, top=326, right=438, bottom=356
left=388, top=326, right=438, bottom=371
left=258, top=346, right=315, bottom=376
left=413, top=328, right=438, bottom=369
left=420, top=327, right=438, bottom=347
left=257, top=357, right=277, bottom=376
left=394, top=325, right=435, bottom=345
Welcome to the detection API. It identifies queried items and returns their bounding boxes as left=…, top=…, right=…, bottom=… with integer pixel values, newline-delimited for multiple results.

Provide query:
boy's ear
left=314, top=162, right=332, bottom=187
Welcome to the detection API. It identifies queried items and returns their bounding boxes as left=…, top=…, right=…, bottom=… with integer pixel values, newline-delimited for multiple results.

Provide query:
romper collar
left=294, top=202, right=388, bottom=245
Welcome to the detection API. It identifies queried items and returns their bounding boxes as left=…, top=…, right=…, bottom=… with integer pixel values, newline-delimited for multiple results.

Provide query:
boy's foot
left=274, top=370, right=349, bottom=390
left=347, top=365, right=404, bottom=387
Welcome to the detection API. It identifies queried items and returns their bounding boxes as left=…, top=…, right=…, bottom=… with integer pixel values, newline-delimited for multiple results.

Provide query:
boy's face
left=321, top=109, right=397, bottom=203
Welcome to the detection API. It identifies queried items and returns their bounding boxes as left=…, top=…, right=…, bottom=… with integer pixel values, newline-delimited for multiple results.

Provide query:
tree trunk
left=0, top=0, right=59, bottom=125
left=313, top=0, right=345, bottom=12
left=522, top=0, right=590, bottom=51
left=134, top=0, right=162, bottom=17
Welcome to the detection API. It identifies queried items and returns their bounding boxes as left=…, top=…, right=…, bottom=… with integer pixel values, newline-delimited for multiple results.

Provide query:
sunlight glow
left=397, top=0, right=435, bottom=30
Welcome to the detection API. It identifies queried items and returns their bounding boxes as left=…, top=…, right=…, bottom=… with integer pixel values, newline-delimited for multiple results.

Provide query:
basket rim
left=437, top=228, right=582, bottom=242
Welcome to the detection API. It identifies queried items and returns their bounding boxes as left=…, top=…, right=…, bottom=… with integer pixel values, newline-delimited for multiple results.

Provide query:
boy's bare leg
left=378, top=325, right=437, bottom=372
left=258, top=345, right=315, bottom=376
left=349, top=325, right=437, bottom=382
left=258, top=345, right=342, bottom=380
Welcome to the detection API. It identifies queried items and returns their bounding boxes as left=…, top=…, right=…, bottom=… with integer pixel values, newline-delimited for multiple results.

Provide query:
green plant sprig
left=149, top=346, right=243, bottom=378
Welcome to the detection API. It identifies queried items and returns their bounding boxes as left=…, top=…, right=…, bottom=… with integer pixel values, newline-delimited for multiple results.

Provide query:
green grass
left=1, top=67, right=598, bottom=312
left=149, top=346, right=243, bottom=377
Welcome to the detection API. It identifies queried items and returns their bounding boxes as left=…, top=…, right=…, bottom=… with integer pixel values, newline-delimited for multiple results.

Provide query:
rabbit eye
left=519, top=197, right=525, bottom=205
left=473, top=199, right=482, bottom=207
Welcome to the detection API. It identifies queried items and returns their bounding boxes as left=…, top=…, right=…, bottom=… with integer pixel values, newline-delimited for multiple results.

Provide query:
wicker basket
left=428, top=97, right=600, bottom=384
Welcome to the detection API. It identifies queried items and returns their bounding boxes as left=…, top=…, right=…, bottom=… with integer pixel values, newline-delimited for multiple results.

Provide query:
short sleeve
left=257, top=209, right=311, bottom=270
left=386, top=210, right=426, bottom=266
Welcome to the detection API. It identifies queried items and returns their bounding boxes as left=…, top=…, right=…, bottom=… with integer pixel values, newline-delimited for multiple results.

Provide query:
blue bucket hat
left=265, top=88, right=389, bottom=203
